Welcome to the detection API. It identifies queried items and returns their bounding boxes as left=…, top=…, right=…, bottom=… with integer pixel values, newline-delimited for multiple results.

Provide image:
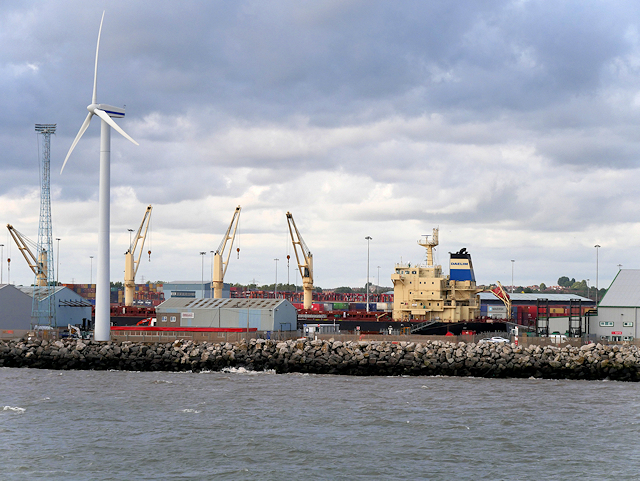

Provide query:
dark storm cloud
left=3, top=1, right=640, bottom=174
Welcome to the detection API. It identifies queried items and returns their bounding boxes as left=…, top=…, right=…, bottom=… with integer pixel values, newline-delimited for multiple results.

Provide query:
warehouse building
left=17, top=286, right=93, bottom=328
left=480, top=292, right=595, bottom=322
left=0, top=284, right=33, bottom=333
left=0, top=285, right=91, bottom=336
left=155, top=297, right=296, bottom=331
left=591, top=269, right=640, bottom=341
left=162, top=281, right=230, bottom=299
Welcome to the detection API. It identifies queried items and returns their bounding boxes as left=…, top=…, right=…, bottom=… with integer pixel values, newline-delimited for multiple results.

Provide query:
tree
left=557, top=276, right=571, bottom=287
left=334, top=286, right=354, bottom=293
left=539, top=282, right=547, bottom=291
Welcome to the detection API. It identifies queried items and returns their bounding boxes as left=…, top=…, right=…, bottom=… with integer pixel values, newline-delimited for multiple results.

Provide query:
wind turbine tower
left=33, top=123, right=57, bottom=327
left=61, top=12, right=138, bottom=341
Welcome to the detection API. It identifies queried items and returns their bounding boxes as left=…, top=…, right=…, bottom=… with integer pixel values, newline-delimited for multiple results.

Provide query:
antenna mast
left=418, top=227, right=439, bottom=267
left=33, top=124, right=56, bottom=327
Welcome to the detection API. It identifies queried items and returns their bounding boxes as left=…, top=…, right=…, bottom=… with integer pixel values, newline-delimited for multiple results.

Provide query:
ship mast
left=418, top=227, right=439, bottom=267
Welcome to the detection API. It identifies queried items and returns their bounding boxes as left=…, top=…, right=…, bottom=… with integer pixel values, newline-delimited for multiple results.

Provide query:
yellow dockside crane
left=285, top=211, right=313, bottom=310
left=212, top=206, right=241, bottom=298
left=124, top=205, right=152, bottom=306
left=7, top=224, right=47, bottom=286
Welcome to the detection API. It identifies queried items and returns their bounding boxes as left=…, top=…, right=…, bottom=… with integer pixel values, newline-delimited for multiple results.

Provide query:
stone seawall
left=1, top=338, right=640, bottom=381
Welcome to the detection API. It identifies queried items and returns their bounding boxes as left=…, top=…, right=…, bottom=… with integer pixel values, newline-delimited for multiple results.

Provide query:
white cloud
left=2, top=0, right=640, bottom=292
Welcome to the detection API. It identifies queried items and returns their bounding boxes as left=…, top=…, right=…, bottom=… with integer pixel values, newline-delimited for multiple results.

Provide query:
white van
left=549, top=334, right=567, bottom=344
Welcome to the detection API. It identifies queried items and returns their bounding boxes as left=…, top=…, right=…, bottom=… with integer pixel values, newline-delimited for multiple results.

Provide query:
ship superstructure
left=391, top=228, right=480, bottom=322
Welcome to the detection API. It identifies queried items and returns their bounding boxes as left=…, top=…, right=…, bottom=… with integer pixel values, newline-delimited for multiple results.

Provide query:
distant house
left=591, top=269, right=640, bottom=341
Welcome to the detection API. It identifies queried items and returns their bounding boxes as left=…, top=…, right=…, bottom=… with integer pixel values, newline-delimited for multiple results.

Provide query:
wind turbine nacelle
left=89, top=103, right=125, bottom=118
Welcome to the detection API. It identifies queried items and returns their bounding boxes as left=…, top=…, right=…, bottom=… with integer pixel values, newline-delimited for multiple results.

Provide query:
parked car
left=479, top=336, right=510, bottom=343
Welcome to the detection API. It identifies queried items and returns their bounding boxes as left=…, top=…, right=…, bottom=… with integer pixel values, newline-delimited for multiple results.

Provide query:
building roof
left=598, top=269, right=640, bottom=307
left=14, top=286, right=92, bottom=306
left=16, top=285, right=70, bottom=299
left=479, top=292, right=592, bottom=302
left=157, top=297, right=290, bottom=310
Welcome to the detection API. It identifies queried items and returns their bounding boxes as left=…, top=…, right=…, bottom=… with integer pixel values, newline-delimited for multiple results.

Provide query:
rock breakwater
left=1, top=338, right=639, bottom=381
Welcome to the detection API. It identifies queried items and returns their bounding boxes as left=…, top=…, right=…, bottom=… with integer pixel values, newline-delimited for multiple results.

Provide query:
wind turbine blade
left=60, top=112, right=94, bottom=174
left=92, top=11, right=105, bottom=104
left=94, top=108, right=139, bottom=146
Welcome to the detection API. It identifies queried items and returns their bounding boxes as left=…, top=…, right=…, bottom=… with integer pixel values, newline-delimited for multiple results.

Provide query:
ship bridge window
left=412, top=271, right=416, bottom=274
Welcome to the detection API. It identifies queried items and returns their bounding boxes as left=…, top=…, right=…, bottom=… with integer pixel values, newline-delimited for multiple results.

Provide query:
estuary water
left=1, top=368, right=639, bottom=480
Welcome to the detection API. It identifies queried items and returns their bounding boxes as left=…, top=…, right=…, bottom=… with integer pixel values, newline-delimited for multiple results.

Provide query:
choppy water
left=1, top=367, right=639, bottom=480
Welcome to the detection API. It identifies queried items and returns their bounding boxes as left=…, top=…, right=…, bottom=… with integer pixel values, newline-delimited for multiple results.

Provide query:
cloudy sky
left=1, top=0, right=639, bottom=291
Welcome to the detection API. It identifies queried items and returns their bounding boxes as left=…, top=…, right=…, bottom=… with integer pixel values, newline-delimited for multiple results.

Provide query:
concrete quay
left=1, top=338, right=640, bottom=381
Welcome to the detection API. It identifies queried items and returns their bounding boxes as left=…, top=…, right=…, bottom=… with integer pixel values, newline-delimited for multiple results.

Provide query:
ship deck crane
left=286, top=211, right=313, bottom=309
left=7, top=224, right=47, bottom=286
left=493, top=281, right=512, bottom=320
left=124, top=205, right=152, bottom=306
left=213, top=206, right=241, bottom=298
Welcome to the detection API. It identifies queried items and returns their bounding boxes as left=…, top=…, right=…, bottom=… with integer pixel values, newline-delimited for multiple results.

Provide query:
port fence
left=9, top=328, right=640, bottom=348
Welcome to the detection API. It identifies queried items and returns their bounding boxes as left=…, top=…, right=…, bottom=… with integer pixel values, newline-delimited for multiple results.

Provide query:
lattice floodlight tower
left=33, top=123, right=57, bottom=327
left=61, top=11, right=139, bottom=341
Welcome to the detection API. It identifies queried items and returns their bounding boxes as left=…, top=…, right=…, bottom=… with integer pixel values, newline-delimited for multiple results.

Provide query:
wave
left=219, top=367, right=276, bottom=375
left=3, top=406, right=26, bottom=413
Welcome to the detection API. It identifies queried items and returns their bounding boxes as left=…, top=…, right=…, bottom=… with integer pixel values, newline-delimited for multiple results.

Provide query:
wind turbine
left=61, top=11, right=138, bottom=341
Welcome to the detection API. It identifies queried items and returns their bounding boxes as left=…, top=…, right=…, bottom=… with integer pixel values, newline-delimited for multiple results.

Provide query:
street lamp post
left=377, top=266, right=381, bottom=295
left=365, top=236, right=372, bottom=312
left=210, top=250, right=214, bottom=298
left=595, top=245, right=601, bottom=305
left=0, top=244, right=3, bottom=284
left=90, top=256, right=94, bottom=285
left=200, top=252, right=206, bottom=298
left=587, top=278, right=590, bottom=300
left=511, top=260, right=515, bottom=294
left=55, top=238, right=60, bottom=285
left=274, top=258, right=279, bottom=299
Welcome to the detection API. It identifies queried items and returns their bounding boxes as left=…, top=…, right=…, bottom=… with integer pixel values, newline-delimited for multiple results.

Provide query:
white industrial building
left=591, top=270, right=640, bottom=341
left=156, top=297, right=297, bottom=331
